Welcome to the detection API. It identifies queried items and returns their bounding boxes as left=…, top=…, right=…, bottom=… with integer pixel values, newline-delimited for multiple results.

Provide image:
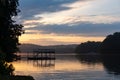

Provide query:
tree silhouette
left=100, top=32, right=120, bottom=54
left=75, top=41, right=101, bottom=53
left=0, top=0, right=24, bottom=61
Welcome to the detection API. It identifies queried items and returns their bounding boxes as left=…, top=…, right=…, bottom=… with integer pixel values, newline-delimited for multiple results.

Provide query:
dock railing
left=27, top=49, right=55, bottom=60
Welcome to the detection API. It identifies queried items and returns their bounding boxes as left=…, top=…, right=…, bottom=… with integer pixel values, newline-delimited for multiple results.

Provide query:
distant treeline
left=75, top=41, right=101, bottom=53
left=75, top=32, right=120, bottom=54
left=19, top=44, right=77, bottom=53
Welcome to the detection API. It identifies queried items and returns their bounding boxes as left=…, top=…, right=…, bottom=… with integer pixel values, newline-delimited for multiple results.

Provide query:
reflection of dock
left=33, top=59, right=55, bottom=67
left=27, top=49, right=55, bottom=60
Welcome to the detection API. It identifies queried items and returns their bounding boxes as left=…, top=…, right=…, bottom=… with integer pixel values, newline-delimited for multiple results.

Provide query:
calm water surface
left=12, top=54, right=120, bottom=80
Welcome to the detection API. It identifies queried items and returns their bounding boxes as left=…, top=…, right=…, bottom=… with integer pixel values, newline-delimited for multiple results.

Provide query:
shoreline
left=0, top=75, right=35, bottom=80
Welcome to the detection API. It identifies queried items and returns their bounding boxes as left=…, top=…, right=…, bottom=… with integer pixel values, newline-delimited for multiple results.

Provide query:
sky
left=17, top=0, right=120, bottom=45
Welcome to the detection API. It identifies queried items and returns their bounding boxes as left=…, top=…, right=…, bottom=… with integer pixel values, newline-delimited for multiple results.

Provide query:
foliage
left=0, top=61, right=15, bottom=76
left=75, top=41, right=101, bottom=53
left=100, top=32, right=120, bottom=53
left=0, top=0, right=23, bottom=76
left=0, top=52, right=15, bottom=76
left=0, top=0, right=24, bottom=61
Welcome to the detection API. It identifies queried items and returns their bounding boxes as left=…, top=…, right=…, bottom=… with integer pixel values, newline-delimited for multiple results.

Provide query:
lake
left=12, top=53, right=120, bottom=80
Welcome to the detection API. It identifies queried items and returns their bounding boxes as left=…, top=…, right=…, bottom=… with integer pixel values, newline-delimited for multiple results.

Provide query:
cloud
left=18, top=0, right=79, bottom=20
left=18, top=0, right=120, bottom=45
left=24, top=22, right=120, bottom=37
left=21, top=0, right=120, bottom=37
left=23, top=15, right=120, bottom=26
left=21, top=0, right=120, bottom=26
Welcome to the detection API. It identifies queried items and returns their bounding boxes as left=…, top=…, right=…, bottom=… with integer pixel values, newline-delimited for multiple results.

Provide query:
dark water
left=12, top=53, right=120, bottom=80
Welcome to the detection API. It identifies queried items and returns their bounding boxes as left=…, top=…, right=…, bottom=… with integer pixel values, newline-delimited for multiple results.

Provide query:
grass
left=0, top=75, right=35, bottom=80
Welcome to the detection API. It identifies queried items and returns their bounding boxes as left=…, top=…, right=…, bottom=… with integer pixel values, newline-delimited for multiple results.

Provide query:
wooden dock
left=27, top=49, right=55, bottom=60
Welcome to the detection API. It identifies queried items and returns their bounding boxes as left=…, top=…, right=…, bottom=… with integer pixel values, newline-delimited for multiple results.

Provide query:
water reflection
left=102, top=54, right=120, bottom=75
left=76, top=54, right=102, bottom=64
left=28, top=59, right=55, bottom=68
left=13, top=54, right=103, bottom=74
left=12, top=54, right=120, bottom=80
left=77, top=53, right=120, bottom=75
